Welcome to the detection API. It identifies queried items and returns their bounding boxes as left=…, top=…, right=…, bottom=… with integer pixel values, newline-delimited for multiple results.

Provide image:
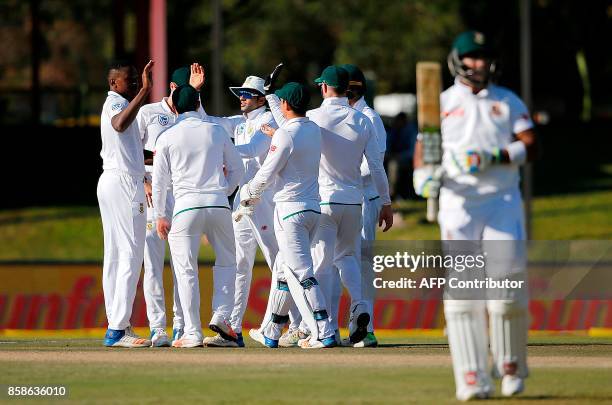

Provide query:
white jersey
left=249, top=117, right=321, bottom=209
left=100, top=91, right=146, bottom=176
left=152, top=112, right=244, bottom=217
left=137, top=97, right=177, bottom=174
left=440, top=78, right=534, bottom=198
left=353, top=97, right=387, bottom=200
left=267, top=95, right=391, bottom=205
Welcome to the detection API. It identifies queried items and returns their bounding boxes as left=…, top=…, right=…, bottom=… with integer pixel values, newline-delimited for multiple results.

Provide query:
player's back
left=308, top=97, right=372, bottom=204
left=158, top=112, right=230, bottom=199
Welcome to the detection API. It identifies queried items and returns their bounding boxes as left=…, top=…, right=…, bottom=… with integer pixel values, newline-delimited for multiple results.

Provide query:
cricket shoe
left=209, top=319, right=238, bottom=342
left=236, top=332, right=245, bottom=348
left=348, top=305, right=370, bottom=344
left=172, top=328, right=184, bottom=343
left=249, top=328, right=278, bottom=348
left=150, top=328, right=171, bottom=347
left=456, top=386, right=493, bottom=402
left=342, top=332, right=378, bottom=348
left=298, top=336, right=337, bottom=349
left=171, top=333, right=203, bottom=348
left=203, top=334, right=239, bottom=348
left=104, top=327, right=151, bottom=348
left=279, top=328, right=309, bottom=347
left=456, top=372, right=494, bottom=401
left=501, top=375, right=524, bottom=397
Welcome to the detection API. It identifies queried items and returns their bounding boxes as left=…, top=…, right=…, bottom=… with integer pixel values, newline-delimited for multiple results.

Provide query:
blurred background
left=1, top=0, right=611, bottom=334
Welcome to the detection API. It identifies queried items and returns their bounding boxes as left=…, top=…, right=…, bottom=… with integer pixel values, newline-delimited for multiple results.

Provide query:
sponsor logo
left=441, top=107, right=464, bottom=118
left=491, top=102, right=502, bottom=116
left=146, top=222, right=153, bottom=230
left=139, top=203, right=144, bottom=214
left=111, top=102, right=124, bottom=111
left=261, top=225, right=268, bottom=231
left=270, top=145, right=277, bottom=152
left=158, top=115, right=170, bottom=126
left=465, top=371, right=478, bottom=386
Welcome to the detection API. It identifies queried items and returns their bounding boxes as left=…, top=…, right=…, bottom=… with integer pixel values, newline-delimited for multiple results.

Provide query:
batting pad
left=444, top=300, right=492, bottom=395
left=487, top=299, right=529, bottom=379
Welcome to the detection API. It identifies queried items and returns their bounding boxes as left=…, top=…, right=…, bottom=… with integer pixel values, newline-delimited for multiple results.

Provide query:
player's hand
left=378, top=204, right=394, bottom=232
left=413, top=166, right=442, bottom=198
left=264, top=63, right=284, bottom=95
left=141, top=60, right=154, bottom=92
left=261, top=124, right=276, bottom=138
left=156, top=217, right=171, bottom=240
left=189, top=63, right=205, bottom=91
left=239, top=183, right=261, bottom=207
left=144, top=181, right=153, bottom=208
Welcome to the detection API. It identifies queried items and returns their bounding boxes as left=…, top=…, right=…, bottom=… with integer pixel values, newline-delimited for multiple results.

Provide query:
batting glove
left=452, top=148, right=502, bottom=174
left=413, top=166, right=442, bottom=199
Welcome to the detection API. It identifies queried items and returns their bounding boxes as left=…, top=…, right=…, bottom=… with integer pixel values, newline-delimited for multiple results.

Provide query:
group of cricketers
left=98, top=30, right=535, bottom=401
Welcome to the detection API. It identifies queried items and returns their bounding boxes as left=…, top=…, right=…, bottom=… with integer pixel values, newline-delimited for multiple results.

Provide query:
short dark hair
left=108, top=59, right=134, bottom=72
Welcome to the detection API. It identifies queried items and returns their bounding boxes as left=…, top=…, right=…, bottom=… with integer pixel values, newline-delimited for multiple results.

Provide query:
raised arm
left=265, top=94, right=288, bottom=128
left=111, top=61, right=154, bottom=133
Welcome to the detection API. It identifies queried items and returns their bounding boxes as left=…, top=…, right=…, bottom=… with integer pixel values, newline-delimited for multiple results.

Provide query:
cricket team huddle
left=97, top=31, right=537, bottom=401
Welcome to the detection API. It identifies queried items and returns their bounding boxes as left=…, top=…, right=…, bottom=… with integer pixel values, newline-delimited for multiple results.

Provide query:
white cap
left=229, top=76, right=265, bottom=98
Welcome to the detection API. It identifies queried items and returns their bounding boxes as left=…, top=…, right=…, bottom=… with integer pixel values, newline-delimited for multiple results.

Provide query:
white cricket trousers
left=312, top=203, right=365, bottom=331
left=439, top=187, right=529, bottom=396
left=168, top=205, right=237, bottom=338
left=144, top=188, right=183, bottom=330
left=97, top=170, right=146, bottom=330
left=361, top=196, right=382, bottom=333
left=231, top=191, right=302, bottom=333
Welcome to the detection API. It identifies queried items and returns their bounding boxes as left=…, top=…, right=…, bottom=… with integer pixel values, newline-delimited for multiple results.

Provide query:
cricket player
left=413, top=31, right=537, bottom=400
left=99, top=60, right=154, bottom=348
left=242, top=82, right=337, bottom=349
left=341, top=64, right=388, bottom=347
left=136, top=66, right=201, bottom=347
left=152, top=85, right=244, bottom=348
left=193, top=66, right=302, bottom=348
left=267, top=66, right=393, bottom=345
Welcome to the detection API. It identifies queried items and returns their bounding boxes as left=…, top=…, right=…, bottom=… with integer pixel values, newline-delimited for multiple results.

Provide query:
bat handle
left=426, top=197, right=438, bottom=223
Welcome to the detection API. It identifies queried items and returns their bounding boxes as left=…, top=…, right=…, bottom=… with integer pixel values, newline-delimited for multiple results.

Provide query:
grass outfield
left=1, top=189, right=612, bottom=262
left=1, top=336, right=611, bottom=404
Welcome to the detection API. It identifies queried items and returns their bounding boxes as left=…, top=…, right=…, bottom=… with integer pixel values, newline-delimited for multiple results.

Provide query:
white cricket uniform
left=97, top=91, right=147, bottom=331
left=248, top=116, right=334, bottom=341
left=136, top=98, right=183, bottom=331
left=201, top=106, right=302, bottom=333
left=268, top=95, right=391, bottom=333
left=152, top=111, right=244, bottom=339
left=353, top=96, right=388, bottom=333
left=439, top=78, right=533, bottom=396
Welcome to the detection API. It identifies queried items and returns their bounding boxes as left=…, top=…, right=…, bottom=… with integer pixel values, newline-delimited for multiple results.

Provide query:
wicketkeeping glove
left=239, top=183, right=261, bottom=207
left=264, top=63, right=284, bottom=95
left=452, top=148, right=502, bottom=174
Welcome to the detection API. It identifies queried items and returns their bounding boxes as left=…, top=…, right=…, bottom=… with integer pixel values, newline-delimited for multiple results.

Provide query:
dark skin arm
left=111, top=60, right=154, bottom=132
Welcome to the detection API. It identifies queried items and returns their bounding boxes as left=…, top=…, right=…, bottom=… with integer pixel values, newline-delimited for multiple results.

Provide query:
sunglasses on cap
left=238, top=90, right=261, bottom=99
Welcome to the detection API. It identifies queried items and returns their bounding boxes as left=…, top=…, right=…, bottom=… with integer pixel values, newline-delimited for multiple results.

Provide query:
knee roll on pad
left=487, top=300, right=529, bottom=378
left=313, top=309, right=328, bottom=321
left=300, top=277, right=319, bottom=289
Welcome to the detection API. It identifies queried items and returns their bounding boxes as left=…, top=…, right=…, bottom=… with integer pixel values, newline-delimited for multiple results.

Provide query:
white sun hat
left=229, top=76, right=266, bottom=98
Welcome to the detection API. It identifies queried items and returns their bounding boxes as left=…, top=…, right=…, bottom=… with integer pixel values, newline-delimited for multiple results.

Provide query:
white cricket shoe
left=298, top=336, right=338, bottom=349
left=203, top=334, right=239, bottom=348
left=171, top=333, right=203, bottom=348
left=150, top=328, right=171, bottom=347
left=501, top=375, right=524, bottom=397
left=209, top=319, right=238, bottom=342
left=456, top=386, right=493, bottom=402
left=249, top=329, right=278, bottom=348
left=104, top=326, right=151, bottom=348
left=279, top=328, right=309, bottom=347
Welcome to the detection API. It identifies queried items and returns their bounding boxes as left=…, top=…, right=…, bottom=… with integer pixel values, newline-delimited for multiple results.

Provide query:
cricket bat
left=416, top=62, right=442, bottom=223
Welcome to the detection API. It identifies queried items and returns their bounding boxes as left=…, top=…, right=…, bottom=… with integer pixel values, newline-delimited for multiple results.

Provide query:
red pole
left=149, top=0, right=167, bottom=102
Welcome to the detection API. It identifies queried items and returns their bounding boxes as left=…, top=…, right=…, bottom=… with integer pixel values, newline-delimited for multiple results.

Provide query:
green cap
left=452, top=31, right=492, bottom=57
left=341, top=64, right=366, bottom=92
left=171, top=66, right=190, bottom=86
left=314, top=65, right=349, bottom=91
left=275, top=82, right=310, bottom=112
left=172, top=85, right=199, bottom=114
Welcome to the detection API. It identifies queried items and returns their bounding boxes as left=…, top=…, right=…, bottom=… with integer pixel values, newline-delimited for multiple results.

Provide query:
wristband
left=506, top=141, right=527, bottom=165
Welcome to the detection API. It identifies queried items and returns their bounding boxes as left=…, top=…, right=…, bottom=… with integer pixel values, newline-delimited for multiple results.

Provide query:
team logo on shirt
left=111, top=102, right=124, bottom=111
left=237, top=123, right=246, bottom=136
left=158, top=115, right=170, bottom=126
left=139, top=203, right=144, bottom=214
left=247, top=125, right=254, bottom=136
left=270, top=145, right=277, bottom=152
left=491, top=103, right=502, bottom=116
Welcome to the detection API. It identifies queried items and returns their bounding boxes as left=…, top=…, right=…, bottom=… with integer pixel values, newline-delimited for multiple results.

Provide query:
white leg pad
left=487, top=299, right=529, bottom=379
